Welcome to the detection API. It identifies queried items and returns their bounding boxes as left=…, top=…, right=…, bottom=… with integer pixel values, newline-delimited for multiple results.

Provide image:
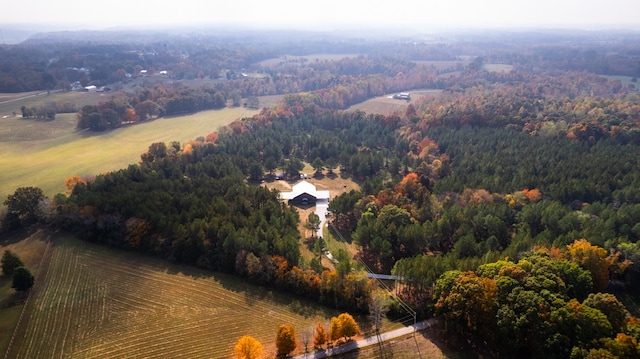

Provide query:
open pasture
left=0, top=90, right=103, bottom=119
left=348, top=89, right=441, bottom=115
left=0, top=105, right=260, bottom=201
left=0, top=91, right=41, bottom=104
left=7, top=235, right=338, bottom=358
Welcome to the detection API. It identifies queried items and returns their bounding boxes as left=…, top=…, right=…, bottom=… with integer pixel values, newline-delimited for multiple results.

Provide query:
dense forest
left=3, top=29, right=640, bottom=358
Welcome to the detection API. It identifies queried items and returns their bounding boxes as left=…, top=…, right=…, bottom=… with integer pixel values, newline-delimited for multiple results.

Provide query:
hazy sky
left=5, top=0, right=640, bottom=31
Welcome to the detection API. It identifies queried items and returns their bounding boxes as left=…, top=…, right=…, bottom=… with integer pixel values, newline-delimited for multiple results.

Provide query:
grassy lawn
left=6, top=232, right=342, bottom=358
left=0, top=106, right=260, bottom=201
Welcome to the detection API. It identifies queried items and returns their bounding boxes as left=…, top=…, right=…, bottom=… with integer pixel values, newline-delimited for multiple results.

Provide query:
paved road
left=315, top=199, right=328, bottom=238
left=292, top=318, right=436, bottom=359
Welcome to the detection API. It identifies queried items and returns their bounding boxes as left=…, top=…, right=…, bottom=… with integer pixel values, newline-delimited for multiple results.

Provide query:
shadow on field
left=0, top=227, right=37, bottom=247
left=415, top=322, right=490, bottom=359
left=126, top=249, right=337, bottom=319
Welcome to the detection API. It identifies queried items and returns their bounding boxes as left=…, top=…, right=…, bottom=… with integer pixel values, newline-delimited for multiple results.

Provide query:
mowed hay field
left=0, top=103, right=263, bottom=201
left=7, top=234, right=338, bottom=358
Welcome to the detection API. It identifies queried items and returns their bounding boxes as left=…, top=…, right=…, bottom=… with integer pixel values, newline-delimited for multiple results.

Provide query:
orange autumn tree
left=522, top=188, right=542, bottom=202
left=398, top=173, right=420, bottom=199
left=313, top=323, right=328, bottom=348
left=566, top=239, right=610, bottom=292
left=205, top=132, right=219, bottom=143
left=123, top=108, right=139, bottom=123
left=64, top=175, right=86, bottom=195
left=234, top=336, right=263, bottom=359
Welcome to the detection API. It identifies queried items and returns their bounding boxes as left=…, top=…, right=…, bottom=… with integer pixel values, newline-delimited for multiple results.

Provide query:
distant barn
left=279, top=181, right=329, bottom=205
left=393, top=92, right=411, bottom=100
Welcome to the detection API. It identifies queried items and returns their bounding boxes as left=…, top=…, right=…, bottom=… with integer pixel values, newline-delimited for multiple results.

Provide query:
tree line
left=76, top=83, right=226, bottom=131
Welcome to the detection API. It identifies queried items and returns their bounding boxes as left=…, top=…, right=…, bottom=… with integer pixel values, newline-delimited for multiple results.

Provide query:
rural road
left=0, top=89, right=63, bottom=105
left=292, top=318, right=436, bottom=359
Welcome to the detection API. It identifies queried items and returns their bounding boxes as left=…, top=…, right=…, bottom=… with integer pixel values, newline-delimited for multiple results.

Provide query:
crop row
left=11, top=237, right=335, bottom=358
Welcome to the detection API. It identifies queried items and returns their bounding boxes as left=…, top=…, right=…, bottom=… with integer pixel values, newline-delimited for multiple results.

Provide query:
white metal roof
left=279, top=180, right=330, bottom=200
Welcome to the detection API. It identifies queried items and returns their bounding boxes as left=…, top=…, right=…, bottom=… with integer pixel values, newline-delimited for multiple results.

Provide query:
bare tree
left=300, top=328, right=311, bottom=353
left=369, top=288, right=391, bottom=333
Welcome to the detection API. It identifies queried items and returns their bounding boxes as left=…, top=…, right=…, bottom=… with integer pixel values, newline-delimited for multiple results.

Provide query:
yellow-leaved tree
left=234, top=335, right=263, bottom=359
left=566, top=239, right=610, bottom=292
left=329, top=312, right=360, bottom=343
left=337, top=313, right=359, bottom=340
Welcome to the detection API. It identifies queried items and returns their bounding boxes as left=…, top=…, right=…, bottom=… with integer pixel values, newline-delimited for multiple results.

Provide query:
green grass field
left=0, top=90, right=101, bottom=118
left=0, top=105, right=261, bottom=201
left=6, top=233, right=340, bottom=358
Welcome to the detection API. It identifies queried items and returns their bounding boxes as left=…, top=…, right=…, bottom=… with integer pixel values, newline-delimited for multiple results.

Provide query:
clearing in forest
left=348, top=89, right=441, bottom=115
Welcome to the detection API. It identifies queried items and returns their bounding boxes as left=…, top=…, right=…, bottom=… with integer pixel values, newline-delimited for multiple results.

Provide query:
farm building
left=84, top=85, right=97, bottom=92
left=279, top=181, right=329, bottom=205
left=393, top=92, right=411, bottom=100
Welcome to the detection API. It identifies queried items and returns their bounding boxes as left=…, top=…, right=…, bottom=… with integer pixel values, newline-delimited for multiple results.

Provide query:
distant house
left=139, top=69, right=148, bottom=76
left=84, top=85, right=97, bottom=92
left=279, top=181, right=330, bottom=205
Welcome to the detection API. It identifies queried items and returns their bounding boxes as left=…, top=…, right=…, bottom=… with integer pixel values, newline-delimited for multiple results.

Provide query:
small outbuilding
left=279, top=181, right=330, bottom=205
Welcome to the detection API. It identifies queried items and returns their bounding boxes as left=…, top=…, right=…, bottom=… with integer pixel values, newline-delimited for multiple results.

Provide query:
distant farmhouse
left=279, top=181, right=329, bottom=205
left=393, top=92, right=411, bottom=101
